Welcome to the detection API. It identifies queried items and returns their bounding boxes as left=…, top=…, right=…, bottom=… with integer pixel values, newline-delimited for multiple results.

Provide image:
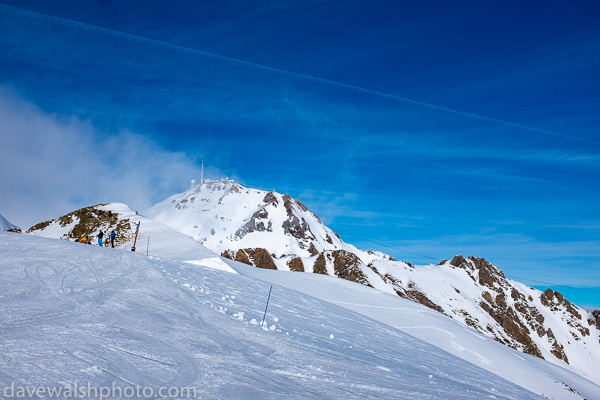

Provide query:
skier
left=98, top=230, right=104, bottom=247
left=110, top=230, right=116, bottom=248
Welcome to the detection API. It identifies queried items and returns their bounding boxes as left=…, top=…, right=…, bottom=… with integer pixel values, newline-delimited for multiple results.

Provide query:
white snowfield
left=1, top=231, right=599, bottom=399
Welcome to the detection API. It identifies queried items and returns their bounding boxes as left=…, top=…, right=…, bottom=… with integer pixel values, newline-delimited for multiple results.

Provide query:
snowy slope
left=0, top=212, right=18, bottom=231
left=143, top=179, right=600, bottom=384
left=0, top=231, right=553, bottom=399
left=225, top=259, right=600, bottom=400
left=366, top=256, right=600, bottom=384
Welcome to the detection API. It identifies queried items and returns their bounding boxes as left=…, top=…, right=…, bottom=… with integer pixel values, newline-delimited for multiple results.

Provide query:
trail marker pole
left=131, top=221, right=140, bottom=252
left=261, top=285, right=273, bottom=328
left=146, top=237, right=149, bottom=256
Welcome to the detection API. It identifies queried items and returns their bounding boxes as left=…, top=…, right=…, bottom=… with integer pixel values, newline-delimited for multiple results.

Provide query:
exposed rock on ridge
left=222, top=248, right=277, bottom=270
left=26, top=204, right=133, bottom=246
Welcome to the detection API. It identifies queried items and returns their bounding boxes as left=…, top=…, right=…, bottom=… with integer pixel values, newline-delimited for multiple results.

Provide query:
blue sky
left=1, top=0, right=599, bottom=307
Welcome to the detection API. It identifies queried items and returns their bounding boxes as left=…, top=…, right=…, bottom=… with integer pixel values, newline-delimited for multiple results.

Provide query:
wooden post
left=131, top=221, right=140, bottom=252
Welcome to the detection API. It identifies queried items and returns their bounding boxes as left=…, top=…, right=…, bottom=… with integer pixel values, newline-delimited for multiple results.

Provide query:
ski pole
left=261, top=285, right=273, bottom=328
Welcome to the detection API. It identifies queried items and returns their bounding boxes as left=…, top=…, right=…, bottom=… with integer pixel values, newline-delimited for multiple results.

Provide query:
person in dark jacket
left=110, top=230, right=116, bottom=248
left=98, top=230, right=104, bottom=247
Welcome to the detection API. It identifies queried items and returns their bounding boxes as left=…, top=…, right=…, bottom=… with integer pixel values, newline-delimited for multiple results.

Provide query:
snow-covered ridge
left=23, top=179, right=600, bottom=387
left=24, top=202, right=219, bottom=263
left=0, top=212, right=19, bottom=231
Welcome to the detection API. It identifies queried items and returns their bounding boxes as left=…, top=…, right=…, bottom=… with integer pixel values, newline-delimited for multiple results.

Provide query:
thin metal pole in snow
left=146, top=237, right=149, bottom=256
left=261, top=285, right=273, bottom=328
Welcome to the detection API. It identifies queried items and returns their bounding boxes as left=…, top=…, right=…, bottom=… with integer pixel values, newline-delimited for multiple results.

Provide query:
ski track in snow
left=0, top=232, right=557, bottom=399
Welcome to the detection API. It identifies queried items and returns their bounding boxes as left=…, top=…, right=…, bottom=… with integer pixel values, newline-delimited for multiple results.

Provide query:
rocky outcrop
left=540, top=288, right=590, bottom=339
left=308, top=242, right=319, bottom=256
left=221, top=248, right=277, bottom=270
left=374, top=269, right=445, bottom=314
left=511, top=288, right=545, bottom=338
left=472, top=256, right=505, bottom=288
left=547, top=328, right=569, bottom=364
left=294, top=199, right=309, bottom=212
left=241, top=248, right=277, bottom=270
left=285, top=195, right=323, bottom=223
left=591, top=310, right=600, bottom=329
left=450, top=255, right=506, bottom=289
left=330, top=250, right=371, bottom=286
left=282, top=215, right=313, bottom=241
left=480, top=291, right=543, bottom=358
left=287, top=257, right=305, bottom=272
left=221, top=250, right=235, bottom=261
left=450, top=255, right=468, bottom=268
left=541, top=289, right=580, bottom=317
left=449, top=255, right=476, bottom=282
left=400, top=283, right=446, bottom=314
left=235, top=208, right=272, bottom=239
left=234, top=249, right=252, bottom=265
left=449, top=255, right=547, bottom=358
left=27, top=204, right=133, bottom=247
left=281, top=194, right=315, bottom=241
left=313, top=253, right=327, bottom=275
left=311, top=250, right=371, bottom=286
left=263, top=192, right=278, bottom=207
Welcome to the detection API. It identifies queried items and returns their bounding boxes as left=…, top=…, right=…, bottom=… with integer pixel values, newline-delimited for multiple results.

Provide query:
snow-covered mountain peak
left=177, top=178, right=245, bottom=204
left=144, top=179, right=347, bottom=262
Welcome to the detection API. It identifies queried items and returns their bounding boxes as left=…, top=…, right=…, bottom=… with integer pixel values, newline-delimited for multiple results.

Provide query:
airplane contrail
left=1, top=2, right=598, bottom=146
